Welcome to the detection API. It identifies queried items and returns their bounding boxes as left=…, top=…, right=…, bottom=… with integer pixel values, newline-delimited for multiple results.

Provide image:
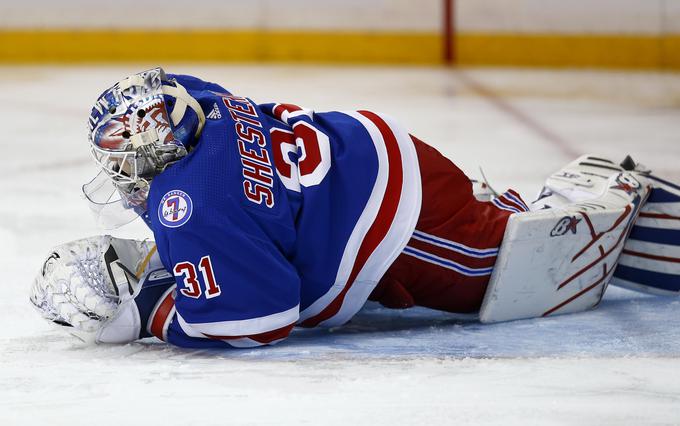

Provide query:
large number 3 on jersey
left=270, top=122, right=331, bottom=192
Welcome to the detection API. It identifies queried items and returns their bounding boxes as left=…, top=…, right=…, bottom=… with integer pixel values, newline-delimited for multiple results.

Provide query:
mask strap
left=118, top=75, right=146, bottom=90
left=130, top=128, right=159, bottom=148
left=162, top=83, right=206, bottom=139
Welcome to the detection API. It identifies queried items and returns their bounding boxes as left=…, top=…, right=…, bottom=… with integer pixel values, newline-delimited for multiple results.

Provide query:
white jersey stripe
left=503, top=191, right=529, bottom=211
left=403, top=246, right=494, bottom=277
left=177, top=304, right=299, bottom=338
left=498, top=192, right=526, bottom=212
left=412, top=230, right=498, bottom=257
left=329, top=112, right=421, bottom=326
left=297, top=112, right=391, bottom=323
left=298, top=111, right=421, bottom=326
left=492, top=198, right=522, bottom=213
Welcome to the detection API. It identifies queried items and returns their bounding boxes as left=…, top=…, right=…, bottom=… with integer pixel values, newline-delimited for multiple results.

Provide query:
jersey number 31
left=173, top=256, right=221, bottom=299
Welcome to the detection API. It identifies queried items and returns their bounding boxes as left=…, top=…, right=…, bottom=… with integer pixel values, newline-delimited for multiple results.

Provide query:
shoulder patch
left=158, top=190, right=193, bottom=228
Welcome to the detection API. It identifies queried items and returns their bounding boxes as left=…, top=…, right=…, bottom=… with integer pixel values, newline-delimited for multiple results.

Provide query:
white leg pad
left=480, top=172, right=650, bottom=323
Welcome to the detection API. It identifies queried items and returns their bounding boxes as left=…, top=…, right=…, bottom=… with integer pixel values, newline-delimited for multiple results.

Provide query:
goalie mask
left=83, top=67, right=205, bottom=228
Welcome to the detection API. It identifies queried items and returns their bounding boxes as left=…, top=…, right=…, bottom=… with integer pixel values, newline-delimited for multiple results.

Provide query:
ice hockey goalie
left=29, top=68, right=680, bottom=349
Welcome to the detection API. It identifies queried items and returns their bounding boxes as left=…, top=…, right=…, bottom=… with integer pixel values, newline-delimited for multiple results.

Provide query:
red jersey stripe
left=149, top=287, right=176, bottom=341
left=272, top=103, right=302, bottom=121
left=299, top=111, right=404, bottom=327
left=203, top=323, right=295, bottom=344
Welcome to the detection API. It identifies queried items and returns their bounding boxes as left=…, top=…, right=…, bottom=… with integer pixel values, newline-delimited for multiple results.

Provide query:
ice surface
left=1, top=65, right=680, bottom=425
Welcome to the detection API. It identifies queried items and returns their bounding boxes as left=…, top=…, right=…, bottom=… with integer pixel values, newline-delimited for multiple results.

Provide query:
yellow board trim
left=0, top=30, right=679, bottom=69
left=0, top=30, right=440, bottom=64
left=457, top=33, right=680, bottom=70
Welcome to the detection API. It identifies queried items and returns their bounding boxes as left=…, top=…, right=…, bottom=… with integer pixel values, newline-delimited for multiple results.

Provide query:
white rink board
left=458, top=0, right=680, bottom=34
left=2, top=0, right=680, bottom=34
left=0, top=0, right=440, bottom=31
left=1, top=65, right=680, bottom=425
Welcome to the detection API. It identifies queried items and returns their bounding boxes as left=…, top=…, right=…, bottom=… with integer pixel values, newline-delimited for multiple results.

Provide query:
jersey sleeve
left=258, top=102, right=314, bottom=126
left=154, top=220, right=301, bottom=349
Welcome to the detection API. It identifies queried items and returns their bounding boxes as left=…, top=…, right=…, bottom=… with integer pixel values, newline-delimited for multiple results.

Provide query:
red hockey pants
left=369, top=137, right=528, bottom=313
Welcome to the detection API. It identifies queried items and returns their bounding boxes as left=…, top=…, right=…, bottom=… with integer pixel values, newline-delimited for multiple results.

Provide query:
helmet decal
left=94, top=116, right=127, bottom=150
left=134, top=101, right=174, bottom=144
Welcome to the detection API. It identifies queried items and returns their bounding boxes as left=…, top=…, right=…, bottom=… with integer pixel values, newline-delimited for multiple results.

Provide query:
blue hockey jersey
left=146, top=74, right=421, bottom=348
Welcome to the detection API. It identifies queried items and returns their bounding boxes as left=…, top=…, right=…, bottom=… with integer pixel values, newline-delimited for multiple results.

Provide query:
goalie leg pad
left=480, top=171, right=650, bottom=323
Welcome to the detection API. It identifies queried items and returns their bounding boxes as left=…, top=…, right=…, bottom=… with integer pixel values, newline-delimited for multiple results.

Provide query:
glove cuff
left=96, top=301, right=142, bottom=344
left=97, top=268, right=176, bottom=343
